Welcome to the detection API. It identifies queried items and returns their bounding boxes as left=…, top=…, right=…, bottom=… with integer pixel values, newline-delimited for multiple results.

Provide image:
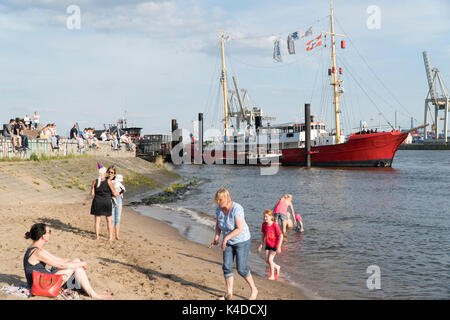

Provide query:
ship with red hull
left=194, top=0, right=416, bottom=168
left=282, top=130, right=409, bottom=167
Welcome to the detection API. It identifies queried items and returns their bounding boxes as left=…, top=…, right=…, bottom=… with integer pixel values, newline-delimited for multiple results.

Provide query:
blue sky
left=0, top=0, right=449, bottom=136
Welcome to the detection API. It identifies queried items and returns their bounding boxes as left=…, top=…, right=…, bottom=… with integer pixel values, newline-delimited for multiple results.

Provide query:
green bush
left=30, top=153, right=40, bottom=161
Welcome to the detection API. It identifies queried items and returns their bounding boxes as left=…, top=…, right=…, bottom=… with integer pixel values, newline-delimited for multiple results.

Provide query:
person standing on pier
left=212, top=188, right=258, bottom=300
left=32, top=111, right=40, bottom=130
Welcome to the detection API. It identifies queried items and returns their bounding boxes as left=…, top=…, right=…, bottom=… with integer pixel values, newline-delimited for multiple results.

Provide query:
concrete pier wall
left=0, top=137, right=135, bottom=159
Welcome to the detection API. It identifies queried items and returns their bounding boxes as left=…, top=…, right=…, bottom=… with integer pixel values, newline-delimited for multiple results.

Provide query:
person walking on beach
left=212, top=188, right=258, bottom=300
left=258, top=209, right=283, bottom=280
left=90, top=166, right=119, bottom=241
left=24, top=223, right=111, bottom=299
left=107, top=166, right=126, bottom=240
left=273, top=194, right=295, bottom=236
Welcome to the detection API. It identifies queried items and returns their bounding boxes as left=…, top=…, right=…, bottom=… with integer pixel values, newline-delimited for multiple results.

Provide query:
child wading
left=258, top=209, right=283, bottom=280
left=295, top=213, right=304, bottom=233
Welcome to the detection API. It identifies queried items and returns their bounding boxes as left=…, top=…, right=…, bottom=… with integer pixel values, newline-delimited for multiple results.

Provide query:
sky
left=0, top=0, right=449, bottom=137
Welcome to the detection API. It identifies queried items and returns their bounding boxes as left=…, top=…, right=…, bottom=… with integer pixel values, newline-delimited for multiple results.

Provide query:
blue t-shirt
left=216, top=202, right=251, bottom=245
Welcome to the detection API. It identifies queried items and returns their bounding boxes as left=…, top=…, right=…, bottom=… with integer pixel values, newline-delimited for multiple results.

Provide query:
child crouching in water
left=258, top=209, right=283, bottom=280
left=295, top=213, right=304, bottom=233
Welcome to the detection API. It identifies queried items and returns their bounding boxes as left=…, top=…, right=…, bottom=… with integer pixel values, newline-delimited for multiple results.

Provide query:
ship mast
left=330, top=0, right=341, bottom=144
left=220, top=33, right=230, bottom=140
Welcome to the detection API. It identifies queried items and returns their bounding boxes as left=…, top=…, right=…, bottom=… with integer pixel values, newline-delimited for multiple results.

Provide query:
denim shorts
left=222, top=239, right=251, bottom=279
left=274, top=213, right=287, bottom=221
left=111, top=197, right=122, bottom=226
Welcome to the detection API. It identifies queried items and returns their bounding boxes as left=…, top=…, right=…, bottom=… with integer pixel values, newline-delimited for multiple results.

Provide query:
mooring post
left=171, top=119, right=178, bottom=150
left=305, top=103, right=311, bottom=167
left=171, top=119, right=183, bottom=161
left=195, top=113, right=203, bottom=164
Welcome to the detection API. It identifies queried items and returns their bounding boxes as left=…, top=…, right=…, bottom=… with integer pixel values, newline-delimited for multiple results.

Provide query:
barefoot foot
left=249, top=288, right=258, bottom=300
left=218, top=293, right=232, bottom=300
left=92, top=292, right=112, bottom=300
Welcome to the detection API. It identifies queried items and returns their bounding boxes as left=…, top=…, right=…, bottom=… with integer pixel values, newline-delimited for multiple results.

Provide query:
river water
left=134, top=150, right=450, bottom=299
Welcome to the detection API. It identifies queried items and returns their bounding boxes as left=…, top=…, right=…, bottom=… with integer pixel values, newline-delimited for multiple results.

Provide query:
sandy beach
left=0, top=156, right=307, bottom=300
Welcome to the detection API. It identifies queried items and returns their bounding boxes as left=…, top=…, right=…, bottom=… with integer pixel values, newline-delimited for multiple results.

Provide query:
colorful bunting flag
left=273, top=39, right=282, bottom=62
left=290, top=31, right=301, bottom=40
left=303, top=26, right=313, bottom=38
left=306, top=34, right=322, bottom=51
left=287, top=34, right=295, bottom=54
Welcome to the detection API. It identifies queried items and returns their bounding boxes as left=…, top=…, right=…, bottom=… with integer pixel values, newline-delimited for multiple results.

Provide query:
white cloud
left=136, top=1, right=176, bottom=16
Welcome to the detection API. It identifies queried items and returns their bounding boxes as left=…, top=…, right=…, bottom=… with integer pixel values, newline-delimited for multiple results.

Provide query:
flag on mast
left=273, top=39, right=282, bottom=62
left=287, top=34, right=295, bottom=54
left=290, top=31, right=301, bottom=40
left=303, top=26, right=313, bottom=38
left=306, top=34, right=322, bottom=51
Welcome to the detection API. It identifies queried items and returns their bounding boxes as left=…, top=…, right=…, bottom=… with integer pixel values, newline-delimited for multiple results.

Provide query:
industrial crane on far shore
left=423, top=51, right=450, bottom=141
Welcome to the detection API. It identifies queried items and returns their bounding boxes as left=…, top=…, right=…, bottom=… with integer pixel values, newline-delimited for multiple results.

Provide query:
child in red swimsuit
left=258, top=209, right=284, bottom=280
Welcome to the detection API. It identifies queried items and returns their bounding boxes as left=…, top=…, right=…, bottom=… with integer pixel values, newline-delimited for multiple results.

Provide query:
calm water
left=135, top=150, right=450, bottom=299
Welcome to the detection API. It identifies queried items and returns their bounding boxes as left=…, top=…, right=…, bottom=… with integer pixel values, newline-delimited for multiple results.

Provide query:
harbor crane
left=226, top=76, right=276, bottom=135
left=423, top=51, right=450, bottom=141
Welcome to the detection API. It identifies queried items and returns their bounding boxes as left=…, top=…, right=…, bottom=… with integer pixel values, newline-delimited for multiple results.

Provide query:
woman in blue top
left=212, top=188, right=258, bottom=300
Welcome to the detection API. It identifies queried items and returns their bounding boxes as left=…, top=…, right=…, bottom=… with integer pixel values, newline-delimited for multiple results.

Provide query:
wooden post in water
left=171, top=119, right=178, bottom=151
left=305, top=104, right=311, bottom=167
left=171, top=119, right=183, bottom=160
left=196, top=113, right=203, bottom=164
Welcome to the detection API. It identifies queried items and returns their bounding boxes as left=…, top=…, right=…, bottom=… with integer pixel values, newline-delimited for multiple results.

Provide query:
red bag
left=31, top=271, right=63, bottom=297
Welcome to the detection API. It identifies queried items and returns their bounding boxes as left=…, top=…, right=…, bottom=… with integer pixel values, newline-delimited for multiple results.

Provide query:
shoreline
left=0, top=157, right=309, bottom=300
left=133, top=203, right=322, bottom=300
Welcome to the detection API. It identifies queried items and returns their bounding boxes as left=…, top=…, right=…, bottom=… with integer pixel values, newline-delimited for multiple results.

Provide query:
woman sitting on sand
left=211, top=188, right=258, bottom=300
left=90, top=167, right=119, bottom=241
left=23, top=223, right=111, bottom=299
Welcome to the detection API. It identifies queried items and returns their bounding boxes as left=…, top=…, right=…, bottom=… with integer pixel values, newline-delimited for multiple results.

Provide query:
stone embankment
left=0, top=137, right=135, bottom=160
